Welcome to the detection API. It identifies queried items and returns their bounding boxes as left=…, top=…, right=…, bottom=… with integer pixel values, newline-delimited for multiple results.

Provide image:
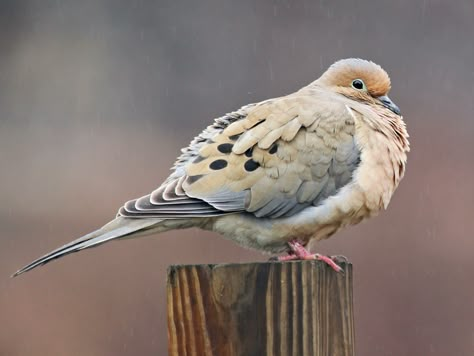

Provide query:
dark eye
left=351, top=79, right=366, bottom=91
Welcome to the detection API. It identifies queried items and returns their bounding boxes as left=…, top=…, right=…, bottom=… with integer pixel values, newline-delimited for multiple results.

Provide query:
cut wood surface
left=167, top=260, right=354, bottom=356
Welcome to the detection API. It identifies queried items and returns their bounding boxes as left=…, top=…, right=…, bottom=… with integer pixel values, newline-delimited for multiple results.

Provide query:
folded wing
left=119, top=91, right=361, bottom=220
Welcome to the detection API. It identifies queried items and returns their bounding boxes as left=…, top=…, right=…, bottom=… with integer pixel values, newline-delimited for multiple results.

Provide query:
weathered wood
left=167, top=260, right=354, bottom=356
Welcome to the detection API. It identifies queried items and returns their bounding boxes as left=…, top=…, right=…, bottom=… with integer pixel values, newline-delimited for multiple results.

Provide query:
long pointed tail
left=12, top=217, right=161, bottom=277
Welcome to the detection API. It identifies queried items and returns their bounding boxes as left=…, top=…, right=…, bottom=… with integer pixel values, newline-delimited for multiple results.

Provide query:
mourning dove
left=13, top=58, right=409, bottom=276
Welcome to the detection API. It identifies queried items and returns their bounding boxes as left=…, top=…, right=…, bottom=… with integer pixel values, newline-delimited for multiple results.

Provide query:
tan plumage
left=13, top=58, right=409, bottom=276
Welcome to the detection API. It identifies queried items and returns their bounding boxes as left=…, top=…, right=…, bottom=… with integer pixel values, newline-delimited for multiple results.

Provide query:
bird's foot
left=275, top=240, right=344, bottom=273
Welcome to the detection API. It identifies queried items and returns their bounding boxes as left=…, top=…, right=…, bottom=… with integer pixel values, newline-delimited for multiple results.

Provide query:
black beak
left=378, top=95, right=401, bottom=115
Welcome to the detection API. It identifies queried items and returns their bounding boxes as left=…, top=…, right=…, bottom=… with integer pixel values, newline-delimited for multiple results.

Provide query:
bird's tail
left=12, top=217, right=161, bottom=277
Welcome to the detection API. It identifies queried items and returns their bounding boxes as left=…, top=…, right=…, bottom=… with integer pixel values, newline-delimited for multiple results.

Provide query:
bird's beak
left=378, top=95, right=401, bottom=115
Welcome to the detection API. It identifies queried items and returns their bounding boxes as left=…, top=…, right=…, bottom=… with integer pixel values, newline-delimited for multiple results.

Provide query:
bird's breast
left=351, top=111, right=409, bottom=211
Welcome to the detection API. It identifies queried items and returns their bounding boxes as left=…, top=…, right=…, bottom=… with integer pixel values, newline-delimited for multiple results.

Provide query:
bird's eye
left=351, top=79, right=366, bottom=91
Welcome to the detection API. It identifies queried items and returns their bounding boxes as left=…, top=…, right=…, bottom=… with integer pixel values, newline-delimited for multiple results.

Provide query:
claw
left=315, top=254, right=343, bottom=273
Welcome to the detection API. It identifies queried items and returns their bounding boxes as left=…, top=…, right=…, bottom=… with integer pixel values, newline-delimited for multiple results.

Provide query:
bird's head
left=316, top=58, right=400, bottom=115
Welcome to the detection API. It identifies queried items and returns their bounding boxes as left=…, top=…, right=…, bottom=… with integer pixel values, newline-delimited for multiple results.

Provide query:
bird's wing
left=119, top=91, right=361, bottom=219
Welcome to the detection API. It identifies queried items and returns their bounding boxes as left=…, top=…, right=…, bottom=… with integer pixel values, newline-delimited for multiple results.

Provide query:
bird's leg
left=277, top=240, right=343, bottom=273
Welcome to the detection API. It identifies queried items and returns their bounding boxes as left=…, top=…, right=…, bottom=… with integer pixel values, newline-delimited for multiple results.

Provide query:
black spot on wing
left=244, top=147, right=253, bottom=157
left=209, top=159, right=228, bottom=170
left=217, top=143, right=233, bottom=154
left=269, top=143, right=278, bottom=154
left=244, top=159, right=260, bottom=172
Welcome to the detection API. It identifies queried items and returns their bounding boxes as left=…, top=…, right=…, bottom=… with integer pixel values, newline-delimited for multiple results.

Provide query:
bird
left=13, top=58, right=409, bottom=277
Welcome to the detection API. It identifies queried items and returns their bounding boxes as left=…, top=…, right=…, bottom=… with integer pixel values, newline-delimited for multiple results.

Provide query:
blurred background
left=1, top=0, right=473, bottom=355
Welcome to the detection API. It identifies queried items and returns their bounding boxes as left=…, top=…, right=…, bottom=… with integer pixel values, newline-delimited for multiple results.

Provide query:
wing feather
left=117, top=90, right=361, bottom=220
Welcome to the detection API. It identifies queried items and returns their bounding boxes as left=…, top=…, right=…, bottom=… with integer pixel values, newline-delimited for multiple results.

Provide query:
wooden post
left=167, top=260, right=354, bottom=356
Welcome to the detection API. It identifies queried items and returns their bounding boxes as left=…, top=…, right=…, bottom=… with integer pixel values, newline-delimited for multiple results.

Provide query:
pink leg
left=277, top=240, right=343, bottom=273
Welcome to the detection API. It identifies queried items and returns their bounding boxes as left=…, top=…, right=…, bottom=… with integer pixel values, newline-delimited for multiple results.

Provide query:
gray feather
left=12, top=217, right=159, bottom=277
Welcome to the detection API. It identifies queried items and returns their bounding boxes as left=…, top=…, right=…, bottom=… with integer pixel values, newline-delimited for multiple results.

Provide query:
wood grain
left=167, top=260, right=354, bottom=356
